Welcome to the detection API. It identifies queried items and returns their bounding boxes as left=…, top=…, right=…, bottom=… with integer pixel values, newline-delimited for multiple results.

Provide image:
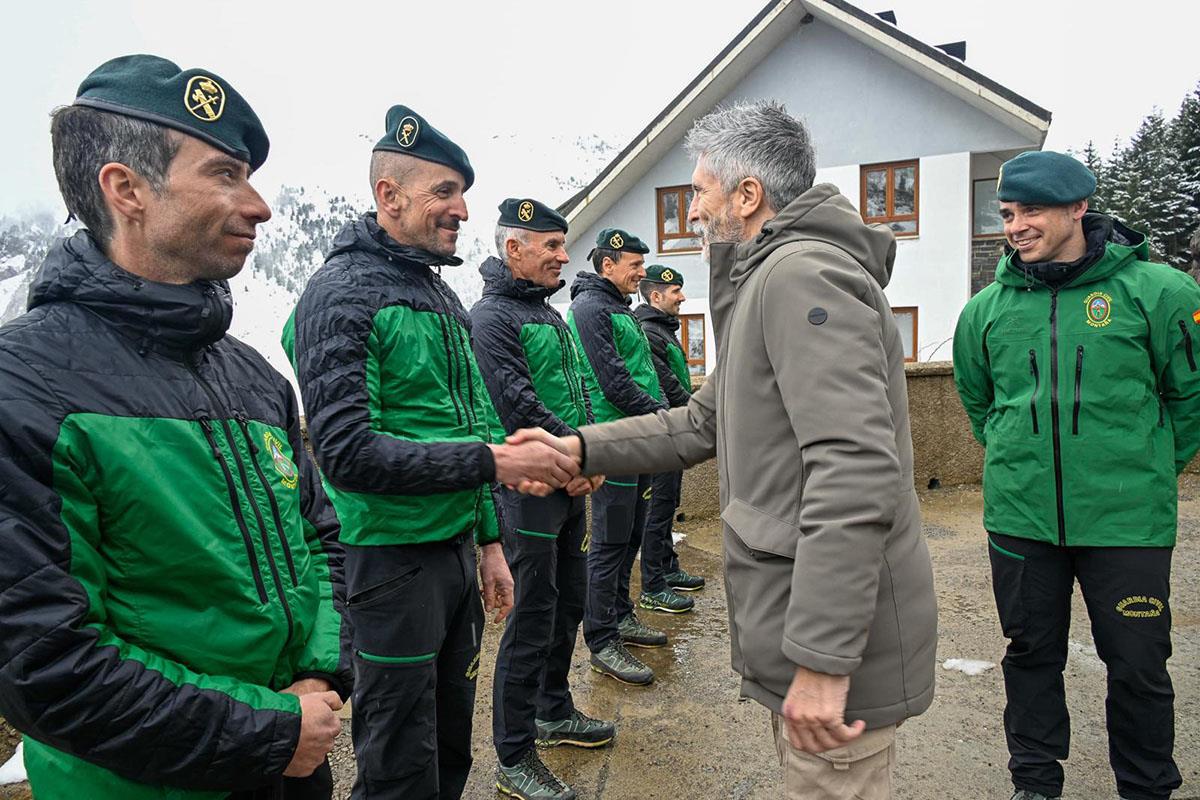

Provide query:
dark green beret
left=588, top=227, right=650, bottom=260
left=997, top=151, right=1096, bottom=205
left=373, top=105, right=474, bottom=190
left=644, top=264, right=683, bottom=287
left=498, top=198, right=567, bottom=233
left=74, top=54, right=269, bottom=171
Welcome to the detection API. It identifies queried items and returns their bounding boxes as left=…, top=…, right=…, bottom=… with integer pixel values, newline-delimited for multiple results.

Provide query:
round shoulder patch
left=1085, top=291, right=1112, bottom=328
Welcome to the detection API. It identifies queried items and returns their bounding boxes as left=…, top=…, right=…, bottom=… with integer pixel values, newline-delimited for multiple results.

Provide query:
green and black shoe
left=665, top=568, right=706, bottom=592
left=618, top=611, right=668, bottom=648
left=639, top=588, right=695, bottom=614
left=535, top=709, right=616, bottom=748
left=590, top=641, right=654, bottom=685
left=496, top=748, right=576, bottom=800
left=1009, top=792, right=1060, bottom=800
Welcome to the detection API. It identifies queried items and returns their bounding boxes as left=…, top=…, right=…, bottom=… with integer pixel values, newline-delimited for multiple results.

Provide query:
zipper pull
left=233, top=411, right=260, bottom=452
left=198, top=417, right=221, bottom=459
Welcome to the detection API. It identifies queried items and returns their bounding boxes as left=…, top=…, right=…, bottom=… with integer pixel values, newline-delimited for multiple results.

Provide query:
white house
left=555, top=0, right=1051, bottom=375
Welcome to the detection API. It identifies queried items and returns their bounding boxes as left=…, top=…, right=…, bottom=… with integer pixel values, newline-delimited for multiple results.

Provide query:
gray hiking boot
left=590, top=641, right=654, bottom=685
left=639, top=587, right=695, bottom=614
left=535, top=709, right=616, bottom=748
left=496, top=748, right=576, bottom=800
left=1010, top=791, right=1061, bottom=800
left=618, top=611, right=668, bottom=648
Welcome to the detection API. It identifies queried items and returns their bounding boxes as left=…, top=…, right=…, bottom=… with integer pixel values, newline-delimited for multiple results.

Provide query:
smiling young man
left=953, top=150, right=1200, bottom=800
left=0, top=55, right=352, bottom=800
left=567, top=229, right=669, bottom=686
left=470, top=198, right=613, bottom=800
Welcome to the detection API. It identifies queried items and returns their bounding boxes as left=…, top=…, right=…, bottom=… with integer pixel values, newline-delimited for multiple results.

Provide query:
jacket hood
left=570, top=270, right=631, bottom=306
left=728, top=183, right=896, bottom=290
left=633, top=302, right=680, bottom=333
left=327, top=212, right=464, bottom=268
left=479, top=255, right=563, bottom=301
left=27, top=229, right=233, bottom=355
left=996, top=213, right=1150, bottom=289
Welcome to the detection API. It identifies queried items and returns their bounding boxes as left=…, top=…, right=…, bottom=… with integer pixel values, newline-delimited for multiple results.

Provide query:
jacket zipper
left=1179, top=320, right=1197, bottom=371
left=1072, top=345, right=1084, bottom=435
left=554, top=326, right=584, bottom=416
left=1028, top=349, right=1040, bottom=435
left=1049, top=291, right=1067, bottom=546
left=435, top=312, right=465, bottom=428
left=199, top=417, right=269, bottom=604
left=234, top=412, right=299, bottom=587
left=188, top=361, right=294, bottom=644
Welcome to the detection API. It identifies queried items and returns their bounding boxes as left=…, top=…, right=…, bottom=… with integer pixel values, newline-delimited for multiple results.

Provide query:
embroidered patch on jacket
left=1115, top=595, right=1164, bottom=618
left=1192, top=309, right=1200, bottom=325
left=263, top=431, right=299, bottom=489
left=184, top=76, right=225, bottom=122
left=1085, top=291, right=1113, bottom=328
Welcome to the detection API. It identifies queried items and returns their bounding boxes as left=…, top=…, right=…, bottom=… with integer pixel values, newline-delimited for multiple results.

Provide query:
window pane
left=662, top=235, right=701, bottom=251
left=865, top=170, right=887, bottom=217
left=892, top=309, right=915, bottom=360
left=973, top=179, right=1002, bottom=236
left=686, top=318, right=705, bottom=360
left=661, top=191, right=680, bottom=234
left=893, top=166, right=916, bottom=215
left=685, top=190, right=700, bottom=233
left=889, top=219, right=917, bottom=235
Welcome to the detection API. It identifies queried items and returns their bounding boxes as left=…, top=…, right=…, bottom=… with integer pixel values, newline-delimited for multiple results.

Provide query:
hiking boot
left=590, top=641, right=654, bottom=685
left=1010, top=791, right=1061, bottom=800
left=665, top=568, right=706, bottom=592
left=618, top=611, right=668, bottom=648
left=535, top=709, right=617, bottom=748
left=639, top=588, right=695, bottom=614
left=496, top=748, right=576, bottom=800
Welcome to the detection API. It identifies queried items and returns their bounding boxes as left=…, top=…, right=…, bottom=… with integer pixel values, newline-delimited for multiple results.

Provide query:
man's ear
left=1071, top=198, right=1089, bottom=222
left=505, top=236, right=521, bottom=261
left=374, top=179, right=406, bottom=220
left=600, top=256, right=615, bottom=276
left=97, top=162, right=149, bottom=227
left=734, top=176, right=766, bottom=220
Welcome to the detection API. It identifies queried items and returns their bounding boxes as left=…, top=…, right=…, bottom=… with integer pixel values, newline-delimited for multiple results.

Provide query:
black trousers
left=492, top=489, right=588, bottom=766
left=346, top=534, right=483, bottom=800
left=583, top=473, right=651, bottom=653
left=988, top=532, right=1180, bottom=800
left=641, top=470, right=682, bottom=593
left=227, top=759, right=332, bottom=799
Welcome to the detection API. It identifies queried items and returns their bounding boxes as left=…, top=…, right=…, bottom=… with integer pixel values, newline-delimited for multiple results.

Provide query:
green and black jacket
left=469, top=257, right=591, bottom=436
left=954, top=214, right=1200, bottom=548
left=290, top=214, right=504, bottom=547
left=0, top=231, right=351, bottom=800
left=633, top=303, right=692, bottom=409
left=567, top=271, right=665, bottom=423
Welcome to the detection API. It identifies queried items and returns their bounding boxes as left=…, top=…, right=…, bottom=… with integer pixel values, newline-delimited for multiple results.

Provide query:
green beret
left=588, top=227, right=650, bottom=260
left=74, top=54, right=269, bottom=171
left=644, top=264, right=683, bottom=287
left=997, top=151, right=1096, bottom=205
left=498, top=198, right=567, bottom=233
left=373, top=105, right=474, bottom=190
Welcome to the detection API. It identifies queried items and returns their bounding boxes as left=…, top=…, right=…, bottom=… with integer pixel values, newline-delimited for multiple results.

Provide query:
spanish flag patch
left=1192, top=309, right=1200, bottom=325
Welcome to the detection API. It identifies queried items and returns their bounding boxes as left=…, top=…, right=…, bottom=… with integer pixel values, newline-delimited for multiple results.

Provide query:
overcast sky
left=4, top=0, right=1197, bottom=219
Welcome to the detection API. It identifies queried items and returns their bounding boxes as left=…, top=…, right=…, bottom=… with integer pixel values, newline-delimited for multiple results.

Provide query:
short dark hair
left=591, top=247, right=621, bottom=273
left=639, top=280, right=669, bottom=305
left=50, top=105, right=180, bottom=246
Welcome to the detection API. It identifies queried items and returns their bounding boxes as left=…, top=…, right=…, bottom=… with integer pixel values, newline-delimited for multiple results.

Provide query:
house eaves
left=560, top=0, right=1051, bottom=245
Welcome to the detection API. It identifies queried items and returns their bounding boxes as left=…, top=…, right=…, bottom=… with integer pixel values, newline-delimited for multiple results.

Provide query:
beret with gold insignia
left=587, top=227, right=649, bottom=260
left=498, top=197, right=567, bottom=233
left=74, top=54, right=270, bottom=171
left=373, top=104, right=474, bottom=190
left=644, top=264, right=683, bottom=287
left=997, top=150, right=1096, bottom=205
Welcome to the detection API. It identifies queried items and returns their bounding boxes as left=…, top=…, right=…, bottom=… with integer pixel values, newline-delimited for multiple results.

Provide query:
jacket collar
left=569, top=270, right=631, bottom=306
left=633, top=302, right=680, bottom=332
left=479, top=255, right=563, bottom=301
left=327, top=212, right=464, bottom=269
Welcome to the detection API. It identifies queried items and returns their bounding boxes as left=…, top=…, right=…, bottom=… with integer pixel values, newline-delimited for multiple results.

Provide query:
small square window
left=680, top=313, right=706, bottom=376
left=656, top=186, right=701, bottom=254
left=860, top=161, right=919, bottom=237
left=973, top=178, right=1004, bottom=237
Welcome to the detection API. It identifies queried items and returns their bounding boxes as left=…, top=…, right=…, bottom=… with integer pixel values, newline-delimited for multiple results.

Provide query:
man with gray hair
left=515, top=100, right=937, bottom=798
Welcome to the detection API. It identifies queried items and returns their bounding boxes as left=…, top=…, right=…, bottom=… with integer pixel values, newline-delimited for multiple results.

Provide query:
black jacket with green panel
left=0, top=231, right=351, bottom=800
left=469, top=257, right=591, bottom=436
left=291, top=214, right=504, bottom=547
left=954, top=214, right=1200, bottom=548
left=567, top=271, right=666, bottom=423
left=634, top=303, right=692, bottom=409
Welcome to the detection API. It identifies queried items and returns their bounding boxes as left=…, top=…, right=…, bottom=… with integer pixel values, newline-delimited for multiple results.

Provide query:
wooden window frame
left=892, top=306, right=918, bottom=362
left=656, top=185, right=702, bottom=254
left=679, top=313, right=706, bottom=376
left=972, top=177, right=1005, bottom=239
left=860, top=160, right=920, bottom=237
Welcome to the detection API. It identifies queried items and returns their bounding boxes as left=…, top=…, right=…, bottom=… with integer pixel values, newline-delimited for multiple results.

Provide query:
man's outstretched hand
left=779, top=665, right=866, bottom=753
left=489, top=436, right=579, bottom=494
left=502, top=429, right=584, bottom=495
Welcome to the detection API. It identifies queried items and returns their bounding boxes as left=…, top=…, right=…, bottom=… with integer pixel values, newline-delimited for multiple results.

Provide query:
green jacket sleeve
left=952, top=297, right=995, bottom=446
left=1149, top=280, right=1200, bottom=472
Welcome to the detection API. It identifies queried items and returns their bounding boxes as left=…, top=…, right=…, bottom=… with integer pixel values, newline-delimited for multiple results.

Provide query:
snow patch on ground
left=0, top=741, right=25, bottom=785
left=942, top=658, right=996, bottom=676
left=672, top=531, right=687, bottom=545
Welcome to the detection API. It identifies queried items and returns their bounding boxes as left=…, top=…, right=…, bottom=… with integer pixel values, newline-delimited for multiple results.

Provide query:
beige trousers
left=771, top=713, right=896, bottom=799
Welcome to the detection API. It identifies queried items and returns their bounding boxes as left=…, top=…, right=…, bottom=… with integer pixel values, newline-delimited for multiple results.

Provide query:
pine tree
left=1079, top=139, right=1109, bottom=213
left=1170, top=81, right=1200, bottom=262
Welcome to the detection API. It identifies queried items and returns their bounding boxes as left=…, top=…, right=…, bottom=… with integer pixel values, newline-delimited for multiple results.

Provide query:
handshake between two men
left=487, top=428, right=595, bottom=497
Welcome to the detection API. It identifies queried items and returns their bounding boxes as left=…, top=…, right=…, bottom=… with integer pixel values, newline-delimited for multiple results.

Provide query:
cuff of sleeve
left=577, top=432, right=590, bottom=474
left=781, top=637, right=862, bottom=677
left=477, top=443, right=496, bottom=482
left=267, top=699, right=304, bottom=777
left=291, top=670, right=349, bottom=702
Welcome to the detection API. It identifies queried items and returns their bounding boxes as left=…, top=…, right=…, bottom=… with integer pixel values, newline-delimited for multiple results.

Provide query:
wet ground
left=4, top=480, right=1198, bottom=798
